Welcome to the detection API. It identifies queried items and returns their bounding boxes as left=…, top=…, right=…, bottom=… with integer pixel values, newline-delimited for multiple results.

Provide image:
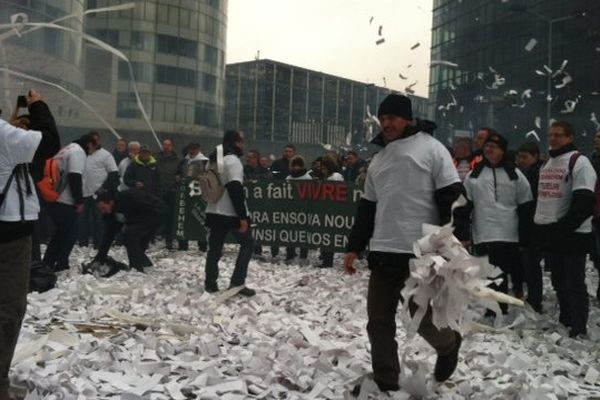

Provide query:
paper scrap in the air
left=591, top=112, right=600, bottom=129
left=375, top=38, right=385, bottom=45
left=398, top=73, right=408, bottom=80
left=411, top=42, right=420, bottom=50
left=369, top=16, right=374, bottom=25
left=534, top=116, right=542, bottom=129
left=378, top=25, right=383, bottom=36
left=525, top=38, right=538, bottom=51
left=561, top=99, right=579, bottom=114
left=526, top=130, right=540, bottom=142
left=555, top=74, right=573, bottom=89
left=430, top=60, right=458, bottom=67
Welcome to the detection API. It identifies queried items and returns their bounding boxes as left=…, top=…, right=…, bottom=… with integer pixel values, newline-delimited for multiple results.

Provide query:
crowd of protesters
left=3, top=90, right=600, bottom=398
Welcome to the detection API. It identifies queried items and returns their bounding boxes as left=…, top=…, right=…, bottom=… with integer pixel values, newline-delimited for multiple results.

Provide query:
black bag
left=29, top=261, right=57, bottom=293
left=82, top=256, right=129, bottom=278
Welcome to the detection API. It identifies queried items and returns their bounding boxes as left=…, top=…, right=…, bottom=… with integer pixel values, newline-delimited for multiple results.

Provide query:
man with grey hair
left=118, top=141, right=140, bottom=192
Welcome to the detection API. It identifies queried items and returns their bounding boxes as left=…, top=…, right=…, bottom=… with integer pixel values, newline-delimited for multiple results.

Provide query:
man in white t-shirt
left=464, top=133, right=533, bottom=314
left=78, top=132, right=119, bottom=248
left=534, top=121, right=597, bottom=338
left=0, top=92, right=43, bottom=399
left=344, top=94, right=469, bottom=391
left=203, top=130, right=255, bottom=297
left=43, top=134, right=96, bottom=272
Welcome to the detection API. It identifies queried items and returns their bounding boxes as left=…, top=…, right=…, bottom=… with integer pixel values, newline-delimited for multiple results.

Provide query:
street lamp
left=510, top=4, right=585, bottom=149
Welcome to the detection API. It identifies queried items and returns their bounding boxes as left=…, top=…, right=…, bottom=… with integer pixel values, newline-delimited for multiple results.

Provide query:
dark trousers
left=162, top=192, right=176, bottom=247
left=319, top=251, right=334, bottom=267
left=124, top=219, right=161, bottom=271
left=43, top=202, right=78, bottom=271
left=31, top=198, right=51, bottom=262
left=474, top=242, right=521, bottom=314
left=78, top=197, right=103, bottom=248
left=0, top=236, right=31, bottom=394
left=546, top=252, right=588, bottom=333
left=205, top=215, right=253, bottom=290
left=286, top=247, right=308, bottom=260
left=367, top=253, right=457, bottom=387
left=591, top=220, right=600, bottom=298
left=520, top=246, right=543, bottom=310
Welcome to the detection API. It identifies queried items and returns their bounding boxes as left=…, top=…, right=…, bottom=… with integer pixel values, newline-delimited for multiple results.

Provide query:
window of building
left=156, top=34, right=197, bottom=58
left=205, top=44, right=219, bottom=66
left=156, top=65, right=197, bottom=88
left=117, top=93, right=141, bottom=118
left=202, top=73, right=217, bottom=93
left=195, top=101, right=219, bottom=127
left=85, top=46, right=112, bottom=93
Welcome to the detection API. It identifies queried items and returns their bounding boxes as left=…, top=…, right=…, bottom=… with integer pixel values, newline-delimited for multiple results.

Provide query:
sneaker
left=238, top=287, right=256, bottom=297
left=434, top=331, right=462, bottom=382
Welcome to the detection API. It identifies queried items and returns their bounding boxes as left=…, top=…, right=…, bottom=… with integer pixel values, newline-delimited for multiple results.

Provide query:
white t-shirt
left=206, top=154, right=248, bottom=217
left=118, top=157, right=131, bottom=192
left=83, top=148, right=118, bottom=197
left=286, top=171, right=313, bottom=181
left=0, top=119, right=42, bottom=222
left=327, top=172, right=344, bottom=182
left=55, top=143, right=87, bottom=205
left=534, top=151, right=597, bottom=233
left=464, top=167, right=532, bottom=244
left=363, top=132, right=460, bottom=253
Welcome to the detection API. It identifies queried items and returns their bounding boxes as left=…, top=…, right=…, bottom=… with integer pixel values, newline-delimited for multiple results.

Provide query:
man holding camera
left=0, top=91, right=44, bottom=400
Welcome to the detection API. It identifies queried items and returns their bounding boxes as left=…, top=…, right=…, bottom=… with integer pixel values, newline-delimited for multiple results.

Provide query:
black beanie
left=377, top=94, right=413, bottom=120
left=484, top=132, right=508, bottom=153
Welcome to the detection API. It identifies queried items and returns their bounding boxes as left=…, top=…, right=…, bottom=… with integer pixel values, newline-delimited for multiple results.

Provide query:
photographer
left=0, top=93, right=43, bottom=400
left=10, top=91, right=60, bottom=262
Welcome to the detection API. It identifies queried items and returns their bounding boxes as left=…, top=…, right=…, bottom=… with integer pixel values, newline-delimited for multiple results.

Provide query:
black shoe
left=569, top=329, right=587, bottom=338
left=525, top=299, right=543, bottom=314
left=132, top=265, right=145, bottom=273
left=237, top=287, right=256, bottom=297
left=205, top=285, right=219, bottom=294
left=351, top=380, right=399, bottom=396
left=434, top=332, right=462, bottom=382
left=559, top=315, right=571, bottom=328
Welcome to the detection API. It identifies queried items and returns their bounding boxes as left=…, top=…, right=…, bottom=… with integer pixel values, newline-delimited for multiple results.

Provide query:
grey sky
left=226, top=0, right=434, bottom=98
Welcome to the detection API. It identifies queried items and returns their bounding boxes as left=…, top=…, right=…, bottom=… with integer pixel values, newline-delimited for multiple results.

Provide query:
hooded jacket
left=123, top=155, right=160, bottom=195
left=28, top=101, right=61, bottom=183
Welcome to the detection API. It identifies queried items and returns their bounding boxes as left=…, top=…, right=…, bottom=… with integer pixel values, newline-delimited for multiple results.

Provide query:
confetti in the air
left=591, top=113, right=600, bottom=129
left=535, top=116, right=542, bottom=129
left=430, top=60, right=459, bottom=67
left=525, top=38, right=538, bottom=52
left=561, top=98, right=579, bottom=114
left=378, top=25, right=383, bottom=36
left=411, top=42, right=421, bottom=50
left=526, top=130, right=541, bottom=141
left=399, top=73, right=408, bottom=80
left=555, top=74, right=573, bottom=89
left=375, top=38, right=385, bottom=45
left=369, top=16, right=374, bottom=25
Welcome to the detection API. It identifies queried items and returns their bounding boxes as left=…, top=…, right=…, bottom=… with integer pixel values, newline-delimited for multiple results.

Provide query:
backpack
left=36, top=157, right=67, bottom=202
left=197, top=145, right=225, bottom=203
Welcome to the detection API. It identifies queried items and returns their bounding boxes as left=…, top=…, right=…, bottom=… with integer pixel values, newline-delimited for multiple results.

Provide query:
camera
left=17, top=95, right=27, bottom=108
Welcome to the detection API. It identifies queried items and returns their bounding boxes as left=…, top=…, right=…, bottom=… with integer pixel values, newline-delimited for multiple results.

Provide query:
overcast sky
left=226, top=0, right=434, bottom=98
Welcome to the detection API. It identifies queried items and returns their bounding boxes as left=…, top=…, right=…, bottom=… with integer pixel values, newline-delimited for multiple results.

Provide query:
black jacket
left=521, top=160, right=544, bottom=202
left=124, top=156, right=160, bottom=195
left=28, top=101, right=60, bottom=183
left=343, top=159, right=367, bottom=182
left=156, top=152, right=179, bottom=193
left=244, top=165, right=270, bottom=180
left=347, top=126, right=469, bottom=256
left=96, top=190, right=166, bottom=259
left=270, top=157, right=290, bottom=180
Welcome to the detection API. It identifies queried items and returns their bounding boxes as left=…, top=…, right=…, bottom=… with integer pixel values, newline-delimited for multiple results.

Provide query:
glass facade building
left=0, top=0, right=228, bottom=146
left=430, top=0, right=600, bottom=150
left=225, top=59, right=431, bottom=148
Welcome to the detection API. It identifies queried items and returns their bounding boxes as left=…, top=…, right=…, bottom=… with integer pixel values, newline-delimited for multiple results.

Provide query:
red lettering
left=322, top=183, right=335, bottom=200
left=296, top=183, right=309, bottom=200
left=311, top=183, right=322, bottom=199
left=336, top=184, right=348, bottom=202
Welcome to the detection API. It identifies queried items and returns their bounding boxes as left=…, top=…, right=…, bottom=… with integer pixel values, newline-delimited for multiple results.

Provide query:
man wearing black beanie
left=344, top=94, right=469, bottom=391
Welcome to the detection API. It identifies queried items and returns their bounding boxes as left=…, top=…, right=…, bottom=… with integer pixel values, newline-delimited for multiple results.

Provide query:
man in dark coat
left=270, top=144, right=295, bottom=180
left=96, top=190, right=166, bottom=271
left=124, top=144, right=160, bottom=195
left=156, top=139, right=179, bottom=249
